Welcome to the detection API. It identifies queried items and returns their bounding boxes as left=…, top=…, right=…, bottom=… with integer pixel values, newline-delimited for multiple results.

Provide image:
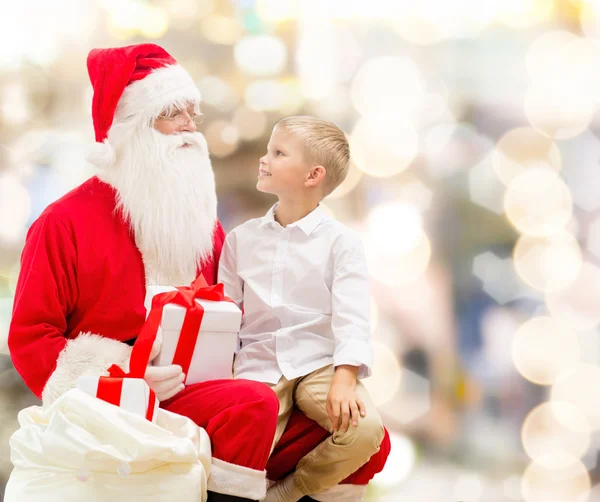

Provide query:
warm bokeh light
left=492, top=127, right=561, bottom=186
left=351, top=115, right=418, bottom=178
left=199, top=15, right=243, bottom=45
left=234, top=35, right=287, bottom=77
left=513, top=231, right=582, bottom=292
left=231, top=106, right=268, bottom=142
left=351, top=56, right=425, bottom=118
left=521, top=456, right=591, bottom=502
left=546, top=262, right=600, bottom=330
left=551, top=363, right=600, bottom=431
left=504, top=168, right=573, bottom=237
left=512, top=316, right=580, bottom=386
left=521, top=401, right=590, bottom=468
left=204, top=121, right=240, bottom=158
left=361, top=340, right=403, bottom=407
left=326, top=159, right=363, bottom=200
left=372, top=433, right=416, bottom=488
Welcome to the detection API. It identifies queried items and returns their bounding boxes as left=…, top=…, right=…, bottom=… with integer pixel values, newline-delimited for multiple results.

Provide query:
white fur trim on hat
left=115, top=64, right=201, bottom=124
left=208, top=457, right=267, bottom=500
left=41, top=332, right=132, bottom=407
left=310, top=484, right=368, bottom=502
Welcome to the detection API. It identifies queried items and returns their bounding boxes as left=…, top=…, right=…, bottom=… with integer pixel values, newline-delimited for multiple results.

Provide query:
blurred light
left=139, top=6, right=169, bottom=38
left=522, top=401, right=590, bottom=469
left=581, top=1, right=600, bottom=41
left=277, top=79, right=304, bottom=115
left=365, top=203, right=431, bottom=286
left=392, top=1, right=494, bottom=45
left=234, top=35, right=287, bottom=76
left=526, top=30, right=578, bottom=83
left=512, top=317, right=580, bottom=386
left=0, top=176, right=31, bottom=242
left=514, top=232, right=583, bottom=293
left=351, top=115, right=418, bottom=178
left=522, top=456, right=591, bottom=502
left=452, top=474, right=485, bottom=502
left=361, top=340, right=402, bottom=407
left=368, top=203, right=423, bottom=255
left=198, top=76, right=238, bottom=112
left=204, top=121, right=239, bottom=158
left=492, top=127, right=562, bottom=186
left=504, top=168, right=573, bottom=237
left=351, top=56, right=424, bottom=118
left=398, top=176, right=434, bottom=212
left=296, top=20, right=336, bottom=100
left=160, top=0, right=213, bottom=22
left=525, top=87, right=595, bottom=140
left=245, top=79, right=286, bottom=112
left=551, top=363, right=600, bottom=431
left=496, top=0, right=554, bottom=29
left=1, top=83, right=30, bottom=125
left=232, top=106, right=268, bottom=141
left=326, top=160, right=362, bottom=200
left=310, top=87, right=352, bottom=124
left=546, top=262, right=600, bottom=330
left=0, top=316, right=9, bottom=355
left=256, top=0, right=300, bottom=23
left=504, top=475, right=523, bottom=501
left=587, top=215, right=600, bottom=260
left=415, top=93, right=454, bottom=130
left=200, top=15, right=243, bottom=45
left=108, top=2, right=169, bottom=39
left=372, top=433, right=416, bottom=488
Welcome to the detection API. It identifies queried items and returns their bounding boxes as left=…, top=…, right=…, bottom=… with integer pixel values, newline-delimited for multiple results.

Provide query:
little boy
left=218, top=116, right=384, bottom=502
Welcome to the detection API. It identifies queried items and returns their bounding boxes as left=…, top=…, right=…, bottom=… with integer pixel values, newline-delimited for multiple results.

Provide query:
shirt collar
left=259, top=203, right=327, bottom=235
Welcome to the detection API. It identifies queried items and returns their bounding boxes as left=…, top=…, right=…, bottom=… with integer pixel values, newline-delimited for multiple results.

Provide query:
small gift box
left=144, top=278, right=242, bottom=385
left=76, top=375, right=158, bottom=423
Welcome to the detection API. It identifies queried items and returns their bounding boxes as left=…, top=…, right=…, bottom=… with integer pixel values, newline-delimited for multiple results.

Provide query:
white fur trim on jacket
left=115, top=64, right=201, bottom=125
left=208, top=457, right=267, bottom=500
left=310, top=484, right=368, bottom=502
left=41, top=332, right=132, bottom=407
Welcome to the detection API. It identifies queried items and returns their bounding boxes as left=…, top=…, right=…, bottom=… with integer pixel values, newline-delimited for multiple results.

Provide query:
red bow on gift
left=101, top=275, right=231, bottom=420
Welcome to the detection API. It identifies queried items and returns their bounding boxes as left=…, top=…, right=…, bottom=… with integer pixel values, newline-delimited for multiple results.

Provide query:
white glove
left=143, top=337, right=185, bottom=401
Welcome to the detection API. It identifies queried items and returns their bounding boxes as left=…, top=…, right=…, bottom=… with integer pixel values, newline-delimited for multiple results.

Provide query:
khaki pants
left=269, top=365, right=384, bottom=495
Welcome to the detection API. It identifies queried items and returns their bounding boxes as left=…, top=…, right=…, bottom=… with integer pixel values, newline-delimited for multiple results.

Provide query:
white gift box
left=145, top=285, right=242, bottom=384
left=76, top=375, right=159, bottom=423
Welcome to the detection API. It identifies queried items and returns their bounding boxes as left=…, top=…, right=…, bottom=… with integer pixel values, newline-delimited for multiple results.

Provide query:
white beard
left=96, top=124, right=217, bottom=286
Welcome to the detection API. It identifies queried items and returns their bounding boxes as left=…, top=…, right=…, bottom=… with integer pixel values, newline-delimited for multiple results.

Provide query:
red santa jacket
left=8, top=176, right=225, bottom=399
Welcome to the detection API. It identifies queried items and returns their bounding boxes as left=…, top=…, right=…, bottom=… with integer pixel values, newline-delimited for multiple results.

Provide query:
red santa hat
left=87, top=44, right=201, bottom=143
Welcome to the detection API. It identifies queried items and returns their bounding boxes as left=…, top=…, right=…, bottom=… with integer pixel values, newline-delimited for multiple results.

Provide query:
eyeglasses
left=157, top=111, right=205, bottom=127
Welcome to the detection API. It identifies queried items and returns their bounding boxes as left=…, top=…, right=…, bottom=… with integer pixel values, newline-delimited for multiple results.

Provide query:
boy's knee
left=349, top=415, right=384, bottom=455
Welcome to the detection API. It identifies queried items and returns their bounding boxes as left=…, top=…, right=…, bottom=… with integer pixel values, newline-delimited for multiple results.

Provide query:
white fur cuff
left=41, top=333, right=132, bottom=407
left=208, top=458, right=267, bottom=500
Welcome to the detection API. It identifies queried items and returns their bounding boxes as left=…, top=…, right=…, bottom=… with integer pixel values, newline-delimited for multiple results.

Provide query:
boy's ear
left=305, top=165, right=326, bottom=188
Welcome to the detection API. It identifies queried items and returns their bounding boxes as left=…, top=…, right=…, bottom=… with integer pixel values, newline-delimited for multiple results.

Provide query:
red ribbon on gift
left=99, top=275, right=229, bottom=421
left=110, top=275, right=234, bottom=384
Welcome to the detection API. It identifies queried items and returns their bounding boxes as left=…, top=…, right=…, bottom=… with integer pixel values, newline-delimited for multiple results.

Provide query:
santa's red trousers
left=162, top=379, right=390, bottom=497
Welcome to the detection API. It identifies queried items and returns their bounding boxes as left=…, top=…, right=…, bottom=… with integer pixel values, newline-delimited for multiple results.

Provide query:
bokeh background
left=2, top=0, right=600, bottom=500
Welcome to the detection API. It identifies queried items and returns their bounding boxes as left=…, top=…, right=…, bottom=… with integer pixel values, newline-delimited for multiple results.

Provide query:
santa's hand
left=144, top=364, right=185, bottom=401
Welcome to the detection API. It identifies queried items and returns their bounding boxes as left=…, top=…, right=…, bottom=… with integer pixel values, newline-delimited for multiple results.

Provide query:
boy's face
left=257, top=126, right=314, bottom=197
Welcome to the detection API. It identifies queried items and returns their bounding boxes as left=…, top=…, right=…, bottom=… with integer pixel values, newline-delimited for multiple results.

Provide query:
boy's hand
left=326, top=365, right=367, bottom=433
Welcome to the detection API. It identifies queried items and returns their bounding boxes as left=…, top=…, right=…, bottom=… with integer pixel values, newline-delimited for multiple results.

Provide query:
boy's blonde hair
left=275, top=116, right=350, bottom=196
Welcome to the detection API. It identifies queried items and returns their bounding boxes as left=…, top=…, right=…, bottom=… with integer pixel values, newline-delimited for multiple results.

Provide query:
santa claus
left=8, top=44, right=389, bottom=502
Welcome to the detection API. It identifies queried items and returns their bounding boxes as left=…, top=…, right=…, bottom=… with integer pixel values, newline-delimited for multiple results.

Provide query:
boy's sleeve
left=331, top=231, right=373, bottom=378
left=217, top=230, right=244, bottom=309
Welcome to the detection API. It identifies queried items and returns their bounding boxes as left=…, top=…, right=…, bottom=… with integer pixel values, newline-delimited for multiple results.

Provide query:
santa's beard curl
left=91, top=119, right=217, bottom=286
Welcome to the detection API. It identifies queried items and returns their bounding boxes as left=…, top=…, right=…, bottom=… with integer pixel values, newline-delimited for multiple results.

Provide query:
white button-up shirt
left=218, top=204, right=373, bottom=385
